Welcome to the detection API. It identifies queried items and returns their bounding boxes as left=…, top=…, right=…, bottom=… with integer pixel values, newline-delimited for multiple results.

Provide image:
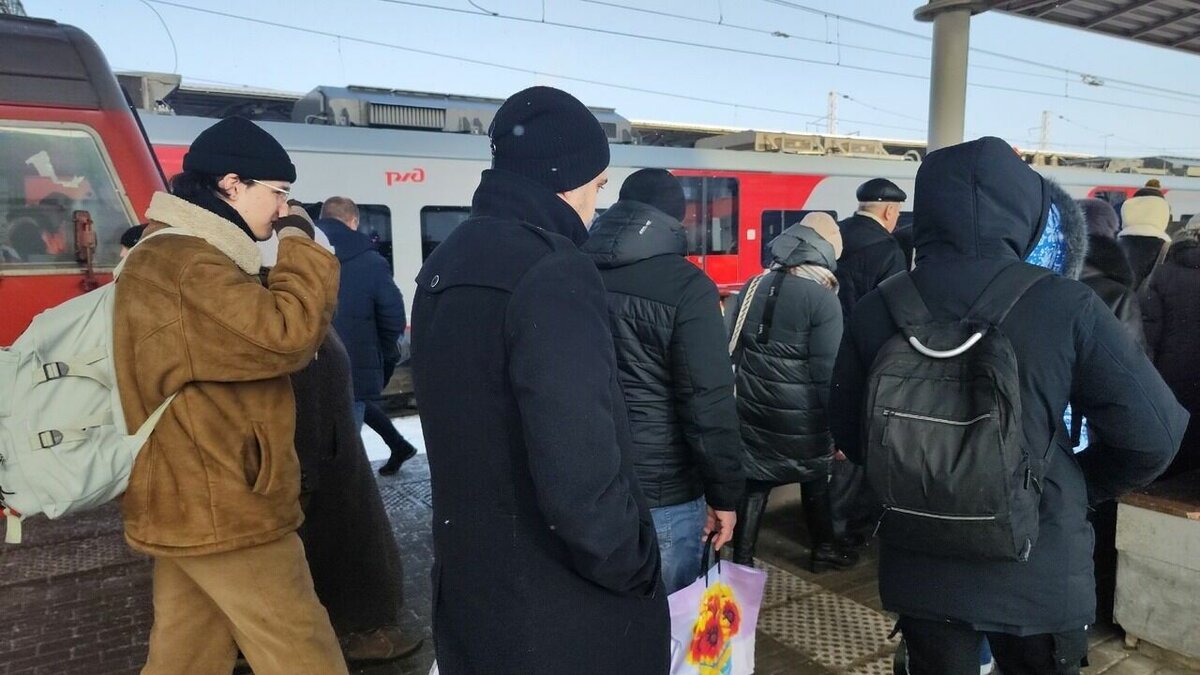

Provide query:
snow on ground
left=360, top=414, right=426, bottom=461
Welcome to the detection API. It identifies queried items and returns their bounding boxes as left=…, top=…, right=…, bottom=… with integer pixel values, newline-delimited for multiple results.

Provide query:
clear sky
left=22, top=0, right=1200, bottom=158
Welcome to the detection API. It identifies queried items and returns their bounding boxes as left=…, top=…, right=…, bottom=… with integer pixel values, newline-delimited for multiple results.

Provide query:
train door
left=675, top=173, right=740, bottom=292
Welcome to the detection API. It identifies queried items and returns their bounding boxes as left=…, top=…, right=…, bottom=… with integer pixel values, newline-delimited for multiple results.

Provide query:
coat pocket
left=249, top=422, right=274, bottom=495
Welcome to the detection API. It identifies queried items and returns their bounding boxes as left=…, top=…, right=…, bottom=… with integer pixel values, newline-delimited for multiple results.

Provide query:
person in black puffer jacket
left=1142, top=216, right=1200, bottom=481
left=725, top=213, right=858, bottom=572
left=581, top=168, right=744, bottom=594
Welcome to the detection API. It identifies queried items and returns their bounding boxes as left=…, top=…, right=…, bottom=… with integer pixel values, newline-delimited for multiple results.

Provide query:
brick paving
left=1, top=450, right=1193, bottom=674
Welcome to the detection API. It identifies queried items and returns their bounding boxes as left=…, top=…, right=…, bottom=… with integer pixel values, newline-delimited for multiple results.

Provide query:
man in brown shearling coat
left=113, top=117, right=345, bottom=674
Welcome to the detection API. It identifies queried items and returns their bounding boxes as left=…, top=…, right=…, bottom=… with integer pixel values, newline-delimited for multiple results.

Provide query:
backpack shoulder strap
left=1136, top=240, right=1171, bottom=294
left=967, top=263, right=1051, bottom=327
left=754, top=271, right=788, bottom=345
left=879, top=273, right=934, bottom=330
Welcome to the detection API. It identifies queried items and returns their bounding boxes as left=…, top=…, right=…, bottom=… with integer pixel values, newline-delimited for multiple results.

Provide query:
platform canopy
left=991, top=0, right=1200, bottom=57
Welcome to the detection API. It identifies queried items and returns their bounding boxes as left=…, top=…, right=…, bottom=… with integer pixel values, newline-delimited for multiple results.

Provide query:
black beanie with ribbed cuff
left=489, top=86, right=610, bottom=193
left=183, top=117, right=296, bottom=182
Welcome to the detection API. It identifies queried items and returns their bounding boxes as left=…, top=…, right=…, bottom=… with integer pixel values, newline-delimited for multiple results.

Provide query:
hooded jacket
left=829, top=137, right=1187, bottom=635
left=1081, top=234, right=1146, bottom=350
left=726, top=224, right=842, bottom=484
left=581, top=200, right=744, bottom=511
left=317, top=217, right=406, bottom=400
left=834, top=211, right=907, bottom=323
left=114, top=192, right=339, bottom=557
left=410, top=169, right=669, bottom=675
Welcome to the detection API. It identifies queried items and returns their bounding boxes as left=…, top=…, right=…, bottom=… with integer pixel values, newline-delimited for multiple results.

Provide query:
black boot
left=379, top=440, right=418, bottom=476
left=731, top=482, right=773, bottom=565
left=802, top=479, right=861, bottom=573
left=810, top=542, right=861, bottom=572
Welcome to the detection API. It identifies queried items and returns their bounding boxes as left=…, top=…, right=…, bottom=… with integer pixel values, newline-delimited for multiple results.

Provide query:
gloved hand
left=273, top=214, right=315, bottom=240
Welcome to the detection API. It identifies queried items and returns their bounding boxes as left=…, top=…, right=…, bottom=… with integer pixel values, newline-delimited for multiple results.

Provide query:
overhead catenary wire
left=139, top=0, right=1200, bottom=147
left=367, top=0, right=1200, bottom=121
left=760, top=0, right=1200, bottom=103
left=138, top=0, right=927, bottom=133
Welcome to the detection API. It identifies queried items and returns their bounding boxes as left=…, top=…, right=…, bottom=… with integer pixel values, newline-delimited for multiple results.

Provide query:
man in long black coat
left=830, top=178, right=908, bottom=544
left=830, top=137, right=1187, bottom=674
left=410, top=87, right=669, bottom=675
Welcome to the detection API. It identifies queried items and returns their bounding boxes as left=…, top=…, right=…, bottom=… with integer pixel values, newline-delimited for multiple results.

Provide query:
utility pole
left=0, top=0, right=27, bottom=15
left=827, top=91, right=838, bottom=136
left=1038, top=110, right=1051, bottom=152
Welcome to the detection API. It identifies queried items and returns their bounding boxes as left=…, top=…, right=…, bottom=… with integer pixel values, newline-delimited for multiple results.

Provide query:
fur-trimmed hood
left=143, top=191, right=261, bottom=274
left=1045, top=178, right=1089, bottom=280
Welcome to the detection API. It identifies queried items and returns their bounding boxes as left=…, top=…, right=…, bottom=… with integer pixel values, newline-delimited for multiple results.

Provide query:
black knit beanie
left=489, top=86, right=609, bottom=193
left=619, top=168, right=686, bottom=222
left=183, top=117, right=296, bottom=182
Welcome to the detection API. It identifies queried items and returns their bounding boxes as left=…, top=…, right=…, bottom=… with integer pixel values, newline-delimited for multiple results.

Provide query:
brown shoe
left=340, top=626, right=424, bottom=665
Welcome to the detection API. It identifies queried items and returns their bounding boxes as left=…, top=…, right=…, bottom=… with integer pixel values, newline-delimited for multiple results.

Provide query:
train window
left=420, top=206, right=471, bottom=260
left=300, top=202, right=394, bottom=270
left=0, top=125, right=136, bottom=268
left=679, top=176, right=739, bottom=256
left=759, top=210, right=837, bottom=268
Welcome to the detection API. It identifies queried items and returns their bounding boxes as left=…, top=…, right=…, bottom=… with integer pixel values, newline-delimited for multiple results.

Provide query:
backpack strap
left=754, top=271, right=788, bottom=345
left=966, top=263, right=1051, bottom=327
left=1136, top=240, right=1171, bottom=294
left=879, top=273, right=935, bottom=330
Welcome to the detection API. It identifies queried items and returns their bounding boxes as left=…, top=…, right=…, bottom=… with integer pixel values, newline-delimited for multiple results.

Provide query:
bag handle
left=699, top=531, right=721, bottom=587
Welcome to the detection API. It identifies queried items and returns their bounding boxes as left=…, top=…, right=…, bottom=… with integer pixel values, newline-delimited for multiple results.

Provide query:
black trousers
left=898, top=616, right=1088, bottom=675
left=362, top=399, right=411, bottom=454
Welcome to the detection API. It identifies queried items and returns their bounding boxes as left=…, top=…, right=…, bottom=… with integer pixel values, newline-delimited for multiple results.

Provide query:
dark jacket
left=318, top=217, right=406, bottom=400
left=1142, top=237, right=1200, bottom=479
left=835, top=212, right=906, bottom=322
left=1118, top=232, right=1171, bottom=290
left=291, top=330, right=404, bottom=635
left=726, top=226, right=842, bottom=484
left=829, top=137, right=1187, bottom=635
left=581, top=200, right=743, bottom=511
left=410, top=169, right=669, bottom=675
left=1080, top=234, right=1146, bottom=350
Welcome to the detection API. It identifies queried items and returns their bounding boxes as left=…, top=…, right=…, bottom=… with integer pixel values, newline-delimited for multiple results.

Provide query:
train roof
left=138, top=112, right=1200, bottom=190
left=0, top=15, right=128, bottom=111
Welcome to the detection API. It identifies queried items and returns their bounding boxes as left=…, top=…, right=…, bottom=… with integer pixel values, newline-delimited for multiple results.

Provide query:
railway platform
left=1, top=419, right=1194, bottom=675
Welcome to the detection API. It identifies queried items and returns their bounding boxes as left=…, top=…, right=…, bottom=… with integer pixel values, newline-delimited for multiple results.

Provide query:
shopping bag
left=667, top=533, right=767, bottom=674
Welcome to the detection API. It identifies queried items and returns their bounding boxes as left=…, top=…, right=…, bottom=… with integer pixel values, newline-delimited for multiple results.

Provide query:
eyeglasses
left=250, top=179, right=291, bottom=199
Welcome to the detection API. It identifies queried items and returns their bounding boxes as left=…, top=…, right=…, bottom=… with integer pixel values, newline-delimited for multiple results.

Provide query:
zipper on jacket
left=882, top=410, right=993, bottom=426
left=884, top=505, right=997, bottom=522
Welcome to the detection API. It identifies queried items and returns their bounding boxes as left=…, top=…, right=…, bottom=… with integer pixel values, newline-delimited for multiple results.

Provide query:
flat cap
left=856, top=178, right=907, bottom=203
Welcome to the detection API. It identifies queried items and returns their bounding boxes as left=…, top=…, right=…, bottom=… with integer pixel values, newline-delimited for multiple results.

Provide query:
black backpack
left=863, top=263, right=1050, bottom=562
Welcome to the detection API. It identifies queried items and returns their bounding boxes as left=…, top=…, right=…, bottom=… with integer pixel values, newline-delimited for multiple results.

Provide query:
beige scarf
left=780, top=264, right=838, bottom=290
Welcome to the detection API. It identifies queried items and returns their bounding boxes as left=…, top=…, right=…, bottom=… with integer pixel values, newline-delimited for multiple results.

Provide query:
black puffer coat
left=1142, top=237, right=1200, bottom=479
left=411, top=169, right=668, bottom=675
left=835, top=212, right=906, bottom=322
left=725, top=225, right=842, bottom=484
left=1080, top=234, right=1146, bottom=350
left=830, top=137, right=1187, bottom=635
left=581, top=200, right=743, bottom=511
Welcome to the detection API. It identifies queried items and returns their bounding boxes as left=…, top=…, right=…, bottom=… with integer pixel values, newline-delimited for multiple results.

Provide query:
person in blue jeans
left=581, top=169, right=745, bottom=593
